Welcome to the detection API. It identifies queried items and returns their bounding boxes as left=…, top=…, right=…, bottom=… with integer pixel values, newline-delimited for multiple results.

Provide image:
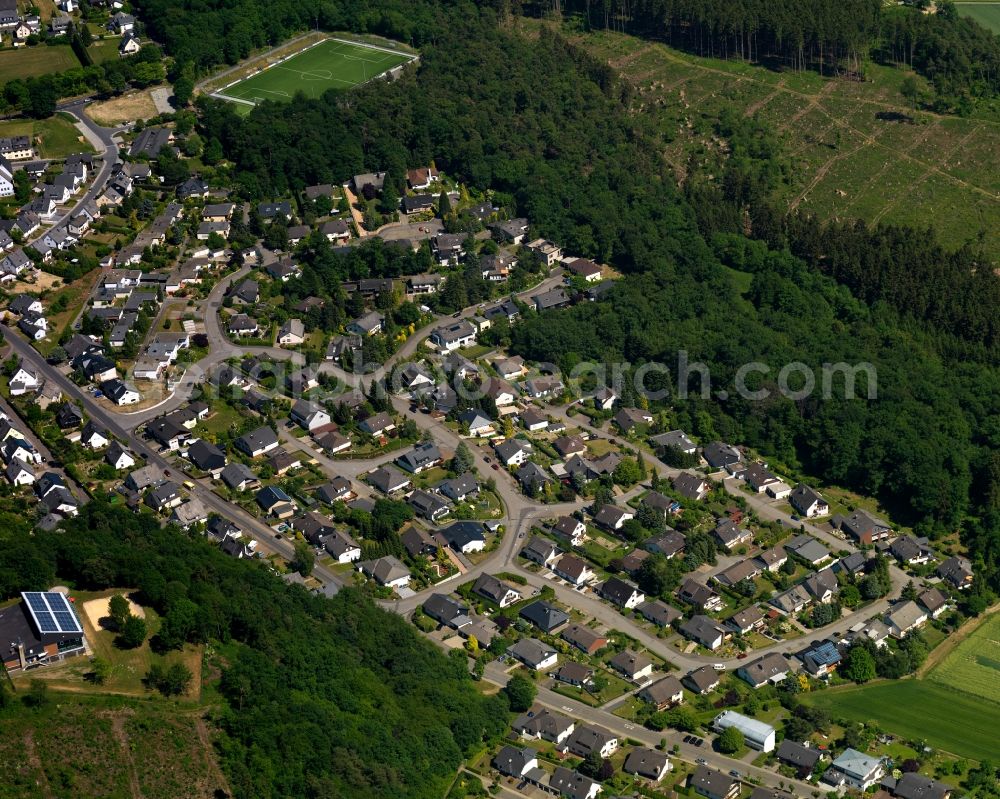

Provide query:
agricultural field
left=0, top=698, right=228, bottom=799
left=0, top=116, right=94, bottom=159
left=803, top=680, right=999, bottom=762
left=956, top=2, right=1000, bottom=34
left=0, top=45, right=80, bottom=82
left=214, top=37, right=415, bottom=108
left=925, top=610, right=1000, bottom=702
left=559, top=26, right=1000, bottom=262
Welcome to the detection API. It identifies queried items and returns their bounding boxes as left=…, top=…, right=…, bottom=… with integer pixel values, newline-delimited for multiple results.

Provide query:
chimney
left=17, top=640, right=26, bottom=671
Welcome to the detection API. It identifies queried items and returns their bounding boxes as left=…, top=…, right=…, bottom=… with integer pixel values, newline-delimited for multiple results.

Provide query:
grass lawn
left=551, top=671, right=633, bottom=706
left=216, top=37, right=415, bottom=108
left=0, top=115, right=94, bottom=159
left=0, top=45, right=81, bottom=82
left=197, top=402, right=249, bottom=440
left=802, top=679, right=998, bottom=761
left=12, top=590, right=202, bottom=700
left=87, top=37, right=124, bottom=64
left=34, top=268, right=102, bottom=353
left=956, top=2, right=1000, bottom=33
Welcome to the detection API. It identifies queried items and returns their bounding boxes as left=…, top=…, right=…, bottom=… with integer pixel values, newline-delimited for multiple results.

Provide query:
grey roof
left=507, top=637, right=556, bottom=668
left=776, top=739, right=821, bottom=770
left=519, top=600, right=568, bottom=632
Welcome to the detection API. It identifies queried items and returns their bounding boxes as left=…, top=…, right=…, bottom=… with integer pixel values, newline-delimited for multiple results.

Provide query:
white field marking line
left=270, top=64, right=354, bottom=86
left=212, top=92, right=256, bottom=106
left=326, top=36, right=419, bottom=60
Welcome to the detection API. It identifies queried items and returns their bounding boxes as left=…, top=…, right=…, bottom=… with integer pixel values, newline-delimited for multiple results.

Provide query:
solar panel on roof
left=22, top=591, right=84, bottom=634
left=35, top=612, right=58, bottom=632
left=53, top=611, right=76, bottom=629
left=26, top=593, right=49, bottom=611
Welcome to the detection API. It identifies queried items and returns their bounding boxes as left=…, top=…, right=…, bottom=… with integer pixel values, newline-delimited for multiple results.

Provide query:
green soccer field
left=215, top=39, right=415, bottom=107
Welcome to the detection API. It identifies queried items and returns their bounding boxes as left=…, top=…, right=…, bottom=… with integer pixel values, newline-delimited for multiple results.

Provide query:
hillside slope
left=565, top=26, right=1000, bottom=260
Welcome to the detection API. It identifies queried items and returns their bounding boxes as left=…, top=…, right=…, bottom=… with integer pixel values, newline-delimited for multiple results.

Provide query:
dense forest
left=544, top=0, right=1000, bottom=100
left=0, top=503, right=507, bottom=798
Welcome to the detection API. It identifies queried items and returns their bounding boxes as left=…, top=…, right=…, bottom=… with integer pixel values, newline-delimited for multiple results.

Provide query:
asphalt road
left=26, top=103, right=121, bottom=249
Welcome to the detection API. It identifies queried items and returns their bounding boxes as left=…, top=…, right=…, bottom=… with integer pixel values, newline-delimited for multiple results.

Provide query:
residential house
left=636, top=599, right=682, bottom=628
left=638, top=676, right=684, bottom=710
left=565, top=725, right=618, bottom=759
left=145, top=481, right=182, bottom=512
left=769, top=585, right=812, bottom=616
left=890, top=535, right=933, bottom=566
left=473, top=574, right=521, bottom=607
left=822, top=748, right=885, bottom=791
left=553, top=554, right=594, bottom=586
left=690, top=765, right=740, bottom=799
left=100, top=379, right=140, bottom=406
left=554, top=662, right=595, bottom=689
left=256, top=485, right=295, bottom=519
left=736, top=653, right=791, bottom=688
left=186, top=439, right=227, bottom=477
left=565, top=257, right=602, bottom=282
left=507, top=638, right=558, bottom=671
left=612, top=407, right=653, bottom=434
left=438, top=472, right=478, bottom=503
left=519, top=600, right=569, bottom=633
left=623, top=748, right=671, bottom=783
left=672, top=472, right=710, bottom=501
left=323, top=530, right=361, bottom=564
left=105, top=441, right=136, bottom=471
left=407, top=489, right=451, bottom=522
left=360, top=411, right=395, bottom=437
left=786, top=534, right=831, bottom=566
left=885, top=600, right=928, bottom=638
left=290, top=399, right=331, bottom=432
left=593, top=504, right=633, bottom=532
left=918, top=588, right=948, bottom=618
left=712, top=518, right=752, bottom=550
left=561, top=624, right=607, bottom=655
left=683, top=666, right=721, bottom=695
left=494, top=438, right=531, bottom=468
left=678, top=579, right=724, bottom=612
left=397, top=441, right=442, bottom=473
left=679, top=615, right=729, bottom=650
left=703, top=441, right=742, bottom=470
left=644, top=529, right=686, bottom=559
left=776, top=740, right=822, bottom=778
left=651, top=429, right=697, bottom=454
left=553, top=516, right=586, bottom=546
left=789, top=484, right=829, bottom=517
left=492, top=746, right=538, bottom=780
left=727, top=605, right=765, bottom=635
left=803, top=568, right=839, bottom=603
left=938, top=556, right=974, bottom=589
left=235, top=426, right=279, bottom=458
left=548, top=768, right=601, bottom=799
left=609, top=649, right=654, bottom=681
left=887, top=773, right=952, bottom=799
left=277, top=319, right=305, bottom=346
left=521, top=535, right=559, bottom=568
left=356, top=556, right=410, bottom=590
left=220, top=463, right=259, bottom=492
left=833, top=509, right=892, bottom=545
left=440, top=520, right=486, bottom=553
left=802, top=641, right=842, bottom=676
left=599, top=577, right=644, bottom=609
left=513, top=708, right=574, bottom=745
left=367, top=465, right=411, bottom=494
